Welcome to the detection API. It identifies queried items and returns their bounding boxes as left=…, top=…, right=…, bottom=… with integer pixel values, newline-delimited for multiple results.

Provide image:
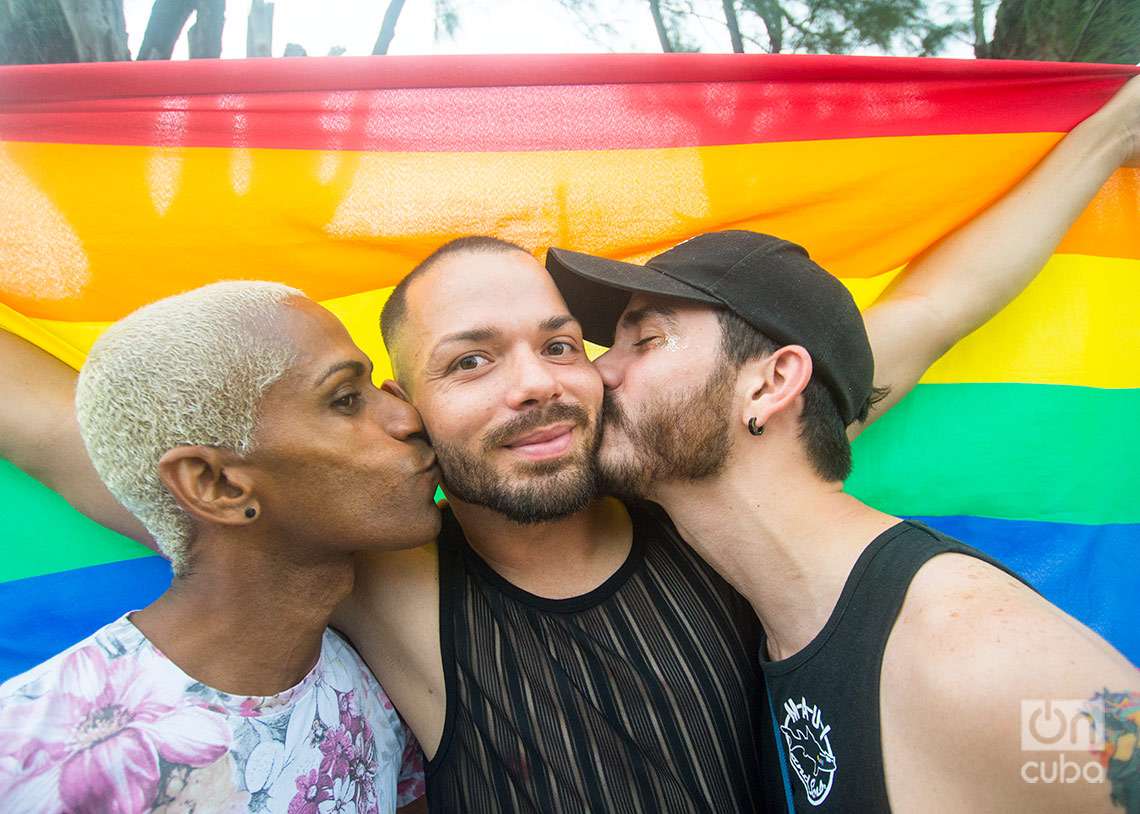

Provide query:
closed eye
left=332, top=392, right=362, bottom=411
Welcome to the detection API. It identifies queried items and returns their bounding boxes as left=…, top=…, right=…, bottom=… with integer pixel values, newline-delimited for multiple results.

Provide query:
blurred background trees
left=1, top=0, right=1136, bottom=65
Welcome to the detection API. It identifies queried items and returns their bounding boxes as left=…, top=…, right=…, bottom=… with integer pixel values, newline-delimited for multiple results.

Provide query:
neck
left=131, top=530, right=356, bottom=696
left=654, top=451, right=898, bottom=661
left=448, top=495, right=632, bottom=599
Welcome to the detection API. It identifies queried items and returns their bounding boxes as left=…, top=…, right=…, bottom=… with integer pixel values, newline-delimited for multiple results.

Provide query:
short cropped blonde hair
left=76, top=281, right=303, bottom=574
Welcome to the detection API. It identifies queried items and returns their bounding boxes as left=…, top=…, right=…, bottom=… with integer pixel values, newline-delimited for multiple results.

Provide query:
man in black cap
left=544, top=82, right=1140, bottom=813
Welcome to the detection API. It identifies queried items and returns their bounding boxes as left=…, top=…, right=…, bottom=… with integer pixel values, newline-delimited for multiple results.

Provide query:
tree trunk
left=721, top=0, right=745, bottom=52
left=971, top=0, right=990, bottom=56
left=186, top=0, right=223, bottom=58
left=747, top=0, right=784, bottom=52
left=647, top=0, right=674, bottom=52
left=372, top=0, right=407, bottom=55
left=0, top=0, right=129, bottom=64
left=138, top=0, right=195, bottom=59
left=246, top=0, right=273, bottom=57
left=0, top=0, right=76, bottom=63
left=989, top=0, right=1139, bottom=63
left=59, top=0, right=130, bottom=60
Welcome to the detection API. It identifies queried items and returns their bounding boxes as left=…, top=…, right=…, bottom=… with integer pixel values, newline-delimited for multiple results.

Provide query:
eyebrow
left=539, top=314, right=578, bottom=332
left=431, top=326, right=500, bottom=356
left=620, top=305, right=678, bottom=329
left=315, top=359, right=367, bottom=387
left=431, top=315, right=579, bottom=356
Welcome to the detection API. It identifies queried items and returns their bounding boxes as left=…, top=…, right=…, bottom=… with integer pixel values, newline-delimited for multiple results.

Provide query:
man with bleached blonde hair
left=0, top=282, right=438, bottom=813
left=75, top=282, right=301, bottom=573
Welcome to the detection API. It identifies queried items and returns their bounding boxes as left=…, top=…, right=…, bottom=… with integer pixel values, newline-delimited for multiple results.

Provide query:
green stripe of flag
left=849, top=383, right=1138, bottom=525
left=0, top=461, right=152, bottom=584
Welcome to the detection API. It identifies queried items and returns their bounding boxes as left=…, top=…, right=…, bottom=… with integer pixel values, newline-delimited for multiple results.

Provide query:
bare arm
left=883, top=554, right=1138, bottom=813
left=333, top=543, right=446, bottom=758
left=0, top=329, right=154, bottom=546
left=851, top=75, right=1140, bottom=439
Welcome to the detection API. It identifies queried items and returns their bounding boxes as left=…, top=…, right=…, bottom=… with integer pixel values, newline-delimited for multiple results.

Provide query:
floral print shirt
left=0, top=614, right=425, bottom=813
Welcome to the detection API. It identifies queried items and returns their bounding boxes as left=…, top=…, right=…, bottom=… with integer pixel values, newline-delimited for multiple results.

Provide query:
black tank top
left=760, top=520, right=1029, bottom=813
left=427, top=501, right=769, bottom=813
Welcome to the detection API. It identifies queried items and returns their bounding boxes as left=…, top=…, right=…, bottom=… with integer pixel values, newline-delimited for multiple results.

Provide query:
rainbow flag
left=0, top=54, right=1136, bottom=680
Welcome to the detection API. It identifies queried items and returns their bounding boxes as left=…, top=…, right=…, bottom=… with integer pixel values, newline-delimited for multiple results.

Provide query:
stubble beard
left=434, top=401, right=601, bottom=525
left=597, top=362, right=736, bottom=500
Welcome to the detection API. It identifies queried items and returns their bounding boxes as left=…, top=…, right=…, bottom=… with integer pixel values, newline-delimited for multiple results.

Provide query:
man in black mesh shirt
left=0, top=107, right=1123, bottom=811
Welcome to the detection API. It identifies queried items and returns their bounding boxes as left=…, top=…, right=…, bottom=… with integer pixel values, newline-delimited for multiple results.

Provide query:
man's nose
left=505, top=351, right=563, bottom=409
left=594, top=347, right=624, bottom=389
left=378, top=381, right=427, bottom=442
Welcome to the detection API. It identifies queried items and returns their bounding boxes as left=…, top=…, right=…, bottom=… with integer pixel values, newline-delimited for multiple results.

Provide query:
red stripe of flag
left=0, top=55, right=1134, bottom=153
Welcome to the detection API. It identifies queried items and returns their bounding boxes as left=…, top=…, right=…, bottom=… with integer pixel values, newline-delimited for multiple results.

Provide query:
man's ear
left=157, top=446, right=258, bottom=528
left=736, top=345, right=813, bottom=433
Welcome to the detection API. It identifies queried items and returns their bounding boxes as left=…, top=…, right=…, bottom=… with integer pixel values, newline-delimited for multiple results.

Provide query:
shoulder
left=332, top=538, right=442, bottom=678
left=332, top=542, right=446, bottom=758
left=338, top=541, right=440, bottom=628
left=888, top=551, right=1132, bottom=692
left=881, top=552, right=1136, bottom=812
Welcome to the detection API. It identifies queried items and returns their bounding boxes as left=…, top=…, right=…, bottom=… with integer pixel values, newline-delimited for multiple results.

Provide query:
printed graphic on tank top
left=760, top=520, right=1031, bottom=813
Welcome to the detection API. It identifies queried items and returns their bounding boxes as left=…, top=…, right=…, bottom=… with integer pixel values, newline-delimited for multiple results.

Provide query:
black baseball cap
left=545, top=230, right=874, bottom=426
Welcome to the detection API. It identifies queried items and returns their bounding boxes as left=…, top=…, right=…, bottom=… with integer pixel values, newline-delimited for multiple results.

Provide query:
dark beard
left=598, top=361, right=735, bottom=499
left=434, top=401, right=601, bottom=524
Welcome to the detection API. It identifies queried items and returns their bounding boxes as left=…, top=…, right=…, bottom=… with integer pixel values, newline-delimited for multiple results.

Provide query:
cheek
left=419, top=392, right=497, bottom=448
left=619, top=366, right=657, bottom=410
left=566, top=361, right=604, bottom=407
left=640, top=353, right=702, bottom=393
left=622, top=367, right=687, bottom=421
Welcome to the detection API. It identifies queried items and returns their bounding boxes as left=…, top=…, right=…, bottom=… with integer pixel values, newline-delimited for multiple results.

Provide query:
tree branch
left=138, top=0, right=195, bottom=60
left=373, top=0, right=407, bottom=55
left=647, top=0, right=675, bottom=51
left=721, top=0, right=744, bottom=52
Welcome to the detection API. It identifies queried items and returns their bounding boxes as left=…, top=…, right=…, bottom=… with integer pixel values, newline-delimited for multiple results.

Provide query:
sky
left=121, top=0, right=987, bottom=61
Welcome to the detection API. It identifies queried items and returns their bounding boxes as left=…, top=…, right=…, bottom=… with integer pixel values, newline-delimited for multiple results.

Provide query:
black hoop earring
left=244, top=506, right=257, bottom=519
left=748, top=417, right=765, bottom=437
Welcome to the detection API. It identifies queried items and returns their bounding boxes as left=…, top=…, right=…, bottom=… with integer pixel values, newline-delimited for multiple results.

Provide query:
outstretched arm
left=852, top=75, right=1139, bottom=439
left=0, top=329, right=153, bottom=546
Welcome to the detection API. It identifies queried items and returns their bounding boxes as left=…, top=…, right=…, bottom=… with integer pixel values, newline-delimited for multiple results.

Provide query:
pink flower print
left=397, top=736, right=426, bottom=807
left=239, top=697, right=263, bottom=718
left=348, top=728, right=379, bottom=814
left=318, top=775, right=358, bottom=814
left=337, top=689, right=356, bottom=719
left=319, top=727, right=354, bottom=779
left=337, top=689, right=364, bottom=738
left=309, top=717, right=329, bottom=748
left=0, top=645, right=230, bottom=814
left=287, top=768, right=333, bottom=814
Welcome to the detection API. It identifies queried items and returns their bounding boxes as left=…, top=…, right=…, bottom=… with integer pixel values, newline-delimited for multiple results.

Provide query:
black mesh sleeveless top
left=426, top=501, right=769, bottom=813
